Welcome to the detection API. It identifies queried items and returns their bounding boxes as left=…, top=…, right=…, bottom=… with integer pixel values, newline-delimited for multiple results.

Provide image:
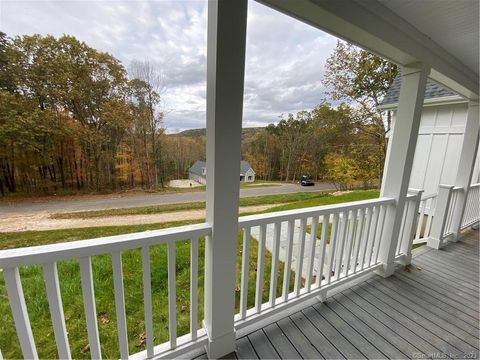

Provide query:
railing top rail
left=238, top=197, right=394, bottom=227
left=0, top=223, right=211, bottom=269
left=407, top=188, right=423, bottom=193
left=421, top=192, right=438, bottom=200
left=470, top=183, right=480, bottom=188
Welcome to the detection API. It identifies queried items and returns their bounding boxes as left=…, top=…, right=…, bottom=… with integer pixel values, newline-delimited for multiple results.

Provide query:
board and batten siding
left=389, top=102, right=479, bottom=197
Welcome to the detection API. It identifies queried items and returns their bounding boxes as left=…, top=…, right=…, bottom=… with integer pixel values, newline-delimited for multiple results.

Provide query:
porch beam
left=450, top=101, right=480, bottom=239
left=204, top=0, right=248, bottom=358
left=377, top=62, right=429, bottom=276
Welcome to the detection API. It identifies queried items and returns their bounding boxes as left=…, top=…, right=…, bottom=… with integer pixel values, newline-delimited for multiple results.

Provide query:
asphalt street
left=0, top=182, right=337, bottom=216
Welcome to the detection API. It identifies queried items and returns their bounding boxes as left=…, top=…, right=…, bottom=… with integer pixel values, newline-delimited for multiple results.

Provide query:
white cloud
left=1, top=0, right=337, bottom=131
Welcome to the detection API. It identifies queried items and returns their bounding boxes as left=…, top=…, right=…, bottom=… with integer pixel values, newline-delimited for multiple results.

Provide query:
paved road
left=0, top=182, right=336, bottom=216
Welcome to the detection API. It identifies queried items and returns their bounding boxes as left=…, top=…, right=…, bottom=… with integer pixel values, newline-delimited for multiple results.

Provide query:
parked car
left=300, top=175, right=314, bottom=186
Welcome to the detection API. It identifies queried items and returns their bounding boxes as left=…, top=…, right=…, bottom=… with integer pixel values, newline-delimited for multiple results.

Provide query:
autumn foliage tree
left=323, top=41, right=398, bottom=184
left=0, top=32, right=171, bottom=195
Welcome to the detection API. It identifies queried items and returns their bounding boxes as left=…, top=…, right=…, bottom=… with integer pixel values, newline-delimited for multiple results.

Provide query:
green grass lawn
left=0, top=190, right=379, bottom=358
left=240, top=180, right=281, bottom=188
left=0, top=230, right=294, bottom=359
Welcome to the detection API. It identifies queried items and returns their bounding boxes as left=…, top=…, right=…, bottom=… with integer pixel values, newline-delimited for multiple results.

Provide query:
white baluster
left=111, top=252, right=129, bottom=360
left=43, top=262, right=71, bottom=360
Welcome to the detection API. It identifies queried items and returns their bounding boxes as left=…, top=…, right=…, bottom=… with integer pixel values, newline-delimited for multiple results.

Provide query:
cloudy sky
left=0, top=0, right=338, bottom=132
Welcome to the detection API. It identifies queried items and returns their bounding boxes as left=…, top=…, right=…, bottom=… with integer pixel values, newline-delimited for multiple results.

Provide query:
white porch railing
left=0, top=223, right=211, bottom=360
left=426, top=182, right=480, bottom=249
left=443, top=186, right=463, bottom=238
left=234, top=197, right=396, bottom=329
left=396, top=191, right=423, bottom=257
left=461, top=183, right=480, bottom=230
left=413, top=192, right=437, bottom=244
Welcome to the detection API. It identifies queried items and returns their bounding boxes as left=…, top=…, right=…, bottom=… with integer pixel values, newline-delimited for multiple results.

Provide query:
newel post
left=204, top=0, right=248, bottom=358
left=399, top=189, right=423, bottom=264
left=449, top=101, right=479, bottom=239
left=376, top=63, right=429, bottom=277
left=427, top=185, right=454, bottom=249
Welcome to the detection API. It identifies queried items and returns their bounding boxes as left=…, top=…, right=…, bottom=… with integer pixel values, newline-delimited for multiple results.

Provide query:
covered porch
left=0, top=0, right=479, bottom=359
left=193, top=228, right=479, bottom=359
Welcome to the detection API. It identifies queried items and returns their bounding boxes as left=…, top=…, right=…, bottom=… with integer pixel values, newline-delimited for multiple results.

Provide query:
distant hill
left=169, top=127, right=264, bottom=139
left=170, top=128, right=206, bottom=138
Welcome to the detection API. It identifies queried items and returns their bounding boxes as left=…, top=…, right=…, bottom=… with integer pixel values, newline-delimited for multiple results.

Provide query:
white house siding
left=244, top=169, right=255, bottom=182
left=390, top=102, right=479, bottom=197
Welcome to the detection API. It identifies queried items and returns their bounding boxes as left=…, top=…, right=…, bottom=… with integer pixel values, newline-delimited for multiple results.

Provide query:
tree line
left=0, top=32, right=204, bottom=195
left=242, top=105, right=381, bottom=189
left=0, top=32, right=396, bottom=196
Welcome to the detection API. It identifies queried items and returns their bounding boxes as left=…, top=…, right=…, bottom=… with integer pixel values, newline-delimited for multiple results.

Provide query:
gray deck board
left=414, top=259, right=479, bottom=286
left=353, top=285, right=462, bottom=355
left=428, top=247, right=480, bottom=263
left=394, top=271, right=480, bottom=319
left=409, top=260, right=480, bottom=292
left=331, top=292, right=422, bottom=356
left=263, top=323, right=302, bottom=359
left=417, top=256, right=480, bottom=279
left=381, top=276, right=479, bottom=334
left=289, top=311, right=344, bottom=359
left=342, top=286, right=442, bottom=356
left=311, top=302, right=386, bottom=359
left=315, top=301, right=406, bottom=359
left=405, top=264, right=480, bottom=297
left=394, top=267, right=480, bottom=309
left=235, top=337, right=258, bottom=359
left=368, top=280, right=480, bottom=349
left=302, top=306, right=366, bottom=359
left=194, top=230, right=480, bottom=359
left=276, top=317, right=324, bottom=359
left=436, top=254, right=479, bottom=268
left=248, top=330, right=280, bottom=359
left=416, top=253, right=480, bottom=278
left=423, top=244, right=479, bottom=261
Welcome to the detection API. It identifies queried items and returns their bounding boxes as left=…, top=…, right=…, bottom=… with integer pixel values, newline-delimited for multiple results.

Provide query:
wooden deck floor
left=195, top=229, right=479, bottom=359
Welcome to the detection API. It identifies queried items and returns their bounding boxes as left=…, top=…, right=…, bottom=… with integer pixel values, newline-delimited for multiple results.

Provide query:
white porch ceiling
left=257, top=0, right=479, bottom=99
left=378, top=0, right=479, bottom=77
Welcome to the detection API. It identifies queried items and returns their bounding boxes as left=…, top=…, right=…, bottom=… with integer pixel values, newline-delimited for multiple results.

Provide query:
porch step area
left=194, top=228, right=479, bottom=359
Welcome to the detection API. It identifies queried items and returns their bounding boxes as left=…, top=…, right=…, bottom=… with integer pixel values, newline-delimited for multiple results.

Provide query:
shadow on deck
left=195, top=229, right=479, bottom=359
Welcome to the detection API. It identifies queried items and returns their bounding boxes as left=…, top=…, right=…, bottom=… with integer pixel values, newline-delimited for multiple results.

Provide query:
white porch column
left=450, top=101, right=480, bottom=239
left=377, top=63, right=429, bottom=277
left=204, top=0, right=248, bottom=358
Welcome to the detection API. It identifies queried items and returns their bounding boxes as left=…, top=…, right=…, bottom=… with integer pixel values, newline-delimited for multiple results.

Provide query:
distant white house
left=189, top=160, right=255, bottom=185
left=379, top=75, right=480, bottom=197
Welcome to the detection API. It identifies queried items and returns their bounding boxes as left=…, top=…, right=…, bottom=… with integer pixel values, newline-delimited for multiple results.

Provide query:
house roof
left=189, top=160, right=206, bottom=177
left=189, top=160, right=254, bottom=177
left=380, top=74, right=457, bottom=107
left=240, top=160, right=254, bottom=175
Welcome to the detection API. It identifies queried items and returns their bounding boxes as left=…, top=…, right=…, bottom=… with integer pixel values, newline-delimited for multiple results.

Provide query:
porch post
left=449, top=101, right=479, bottom=240
left=204, top=0, right=248, bottom=358
left=376, top=63, right=429, bottom=277
left=427, top=184, right=454, bottom=249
